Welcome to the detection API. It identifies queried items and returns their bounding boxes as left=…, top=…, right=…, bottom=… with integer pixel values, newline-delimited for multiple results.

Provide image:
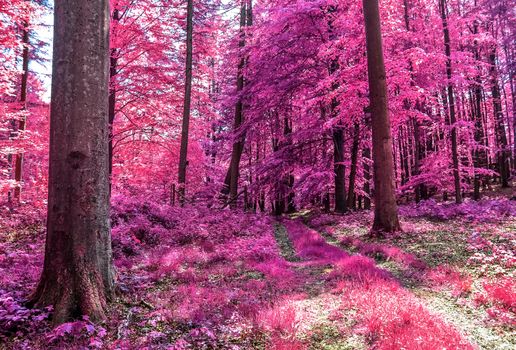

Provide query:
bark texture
left=108, top=8, right=120, bottom=188
left=347, top=122, right=360, bottom=209
left=225, top=0, right=252, bottom=208
left=178, top=0, right=194, bottom=204
left=327, top=5, right=347, bottom=214
left=489, top=48, right=510, bottom=188
left=14, top=21, right=30, bottom=202
left=30, top=0, right=114, bottom=325
left=363, top=0, right=401, bottom=233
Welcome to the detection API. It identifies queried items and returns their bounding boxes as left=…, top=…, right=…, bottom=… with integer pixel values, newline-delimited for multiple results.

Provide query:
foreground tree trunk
left=29, top=0, right=114, bottom=324
left=363, top=0, right=401, bottom=233
left=178, top=0, right=194, bottom=205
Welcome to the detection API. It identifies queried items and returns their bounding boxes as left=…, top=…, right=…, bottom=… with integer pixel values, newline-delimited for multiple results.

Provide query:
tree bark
left=472, top=21, right=486, bottom=200
left=13, top=20, right=30, bottom=202
left=363, top=146, right=372, bottom=210
left=489, top=48, right=510, bottom=188
left=225, top=0, right=252, bottom=208
left=363, top=0, right=401, bottom=233
left=440, top=0, right=463, bottom=204
left=333, top=124, right=347, bottom=213
left=327, top=5, right=347, bottom=214
left=178, top=0, right=194, bottom=205
left=29, top=0, right=114, bottom=325
left=108, top=8, right=120, bottom=192
left=347, top=122, right=360, bottom=209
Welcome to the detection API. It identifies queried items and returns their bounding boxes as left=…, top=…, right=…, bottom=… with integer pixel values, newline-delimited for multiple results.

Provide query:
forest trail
left=276, top=218, right=478, bottom=349
left=288, top=216, right=515, bottom=350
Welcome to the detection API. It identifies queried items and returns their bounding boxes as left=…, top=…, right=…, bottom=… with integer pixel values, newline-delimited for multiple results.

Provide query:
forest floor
left=0, top=196, right=515, bottom=349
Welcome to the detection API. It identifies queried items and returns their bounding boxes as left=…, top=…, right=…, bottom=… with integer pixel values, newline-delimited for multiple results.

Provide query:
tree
left=13, top=17, right=30, bottom=202
left=178, top=0, right=194, bottom=204
left=489, top=47, right=510, bottom=188
left=362, top=0, right=401, bottom=233
left=439, top=0, right=462, bottom=204
left=327, top=5, right=347, bottom=214
left=29, top=0, right=114, bottom=324
left=225, top=0, right=252, bottom=208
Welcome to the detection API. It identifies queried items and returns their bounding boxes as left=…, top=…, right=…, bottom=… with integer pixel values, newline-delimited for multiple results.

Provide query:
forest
left=0, top=0, right=515, bottom=349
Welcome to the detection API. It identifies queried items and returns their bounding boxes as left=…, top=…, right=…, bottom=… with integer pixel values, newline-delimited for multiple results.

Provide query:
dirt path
left=305, top=219, right=514, bottom=350
left=275, top=218, right=477, bottom=350
left=272, top=222, right=367, bottom=349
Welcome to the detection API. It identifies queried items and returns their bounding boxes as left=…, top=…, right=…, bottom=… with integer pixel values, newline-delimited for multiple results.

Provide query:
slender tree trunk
left=29, top=0, right=114, bottom=325
left=363, top=146, right=372, bottom=210
left=333, top=124, right=347, bottom=213
left=284, top=116, right=296, bottom=213
left=413, top=115, right=424, bottom=202
left=510, top=51, right=516, bottom=171
left=225, top=1, right=252, bottom=208
left=472, top=21, right=485, bottom=200
left=440, top=0, right=463, bottom=203
left=108, top=8, right=120, bottom=192
left=363, top=0, right=401, bottom=233
left=327, top=5, right=347, bottom=214
left=13, top=21, right=30, bottom=202
left=347, top=122, right=360, bottom=209
left=178, top=0, right=194, bottom=205
left=489, top=48, right=510, bottom=188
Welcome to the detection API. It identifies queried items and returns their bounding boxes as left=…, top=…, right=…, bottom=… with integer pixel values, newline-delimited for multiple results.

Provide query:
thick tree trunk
left=13, top=21, right=30, bottom=202
left=29, top=0, right=114, bottom=325
left=178, top=0, right=194, bottom=205
left=440, top=0, right=463, bottom=204
left=489, top=48, right=510, bottom=188
left=363, top=0, right=401, bottom=233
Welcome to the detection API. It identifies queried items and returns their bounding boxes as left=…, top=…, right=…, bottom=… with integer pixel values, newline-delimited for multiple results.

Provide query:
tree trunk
left=489, top=48, right=510, bottom=188
left=108, top=8, right=120, bottom=192
left=225, top=1, right=252, bottom=208
left=327, top=5, right=347, bottom=214
left=178, top=0, right=194, bottom=205
left=284, top=116, right=296, bottom=213
left=440, top=0, right=463, bottom=204
left=333, top=124, right=347, bottom=213
left=472, top=21, right=485, bottom=200
left=363, top=0, right=401, bottom=233
left=13, top=20, right=30, bottom=202
left=363, top=146, right=372, bottom=210
left=29, top=0, right=114, bottom=325
left=347, top=122, right=360, bottom=209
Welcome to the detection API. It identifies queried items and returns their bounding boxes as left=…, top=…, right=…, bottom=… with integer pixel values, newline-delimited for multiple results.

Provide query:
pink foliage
left=338, top=280, right=474, bottom=350
left=426, top=265, right=473, bottom=297
left=339, top=236, right=427, bottom=270
left=482, top=278, right=516, bottom=313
